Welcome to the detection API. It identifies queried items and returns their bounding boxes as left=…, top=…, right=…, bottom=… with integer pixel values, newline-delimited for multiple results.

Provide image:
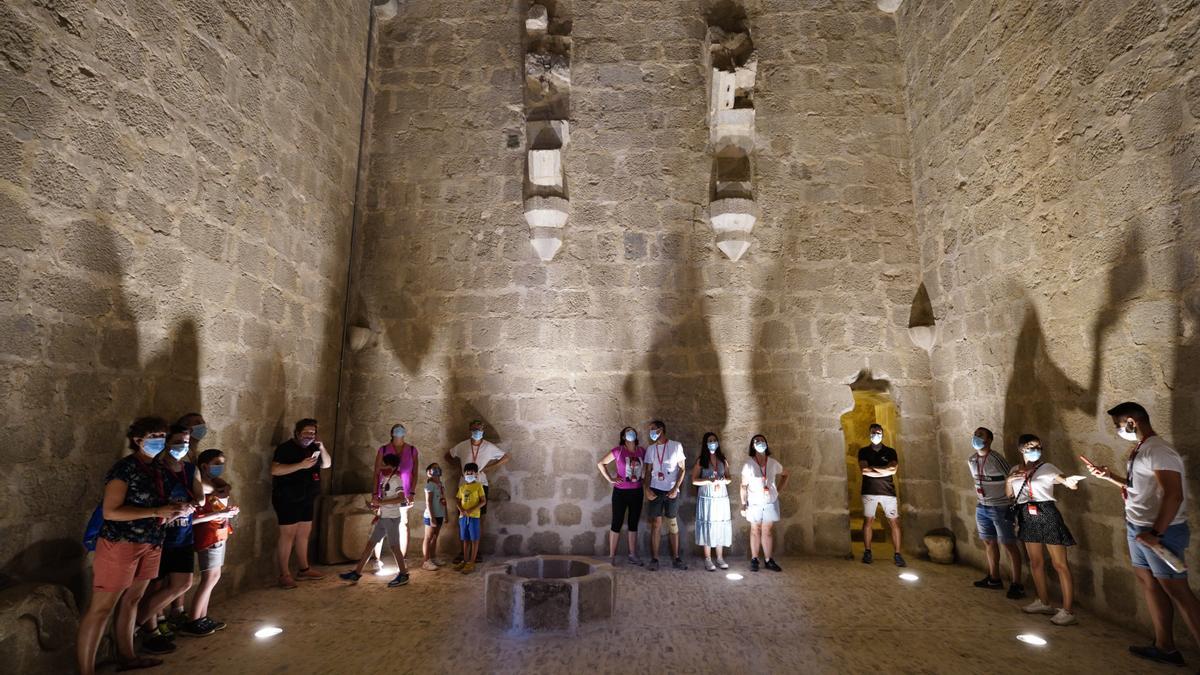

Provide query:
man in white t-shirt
left=1088, top=402, right=1198, bottom=668
left=642, top=420, right=688, bottom=571
left=444, top=420, right=509, bottom=563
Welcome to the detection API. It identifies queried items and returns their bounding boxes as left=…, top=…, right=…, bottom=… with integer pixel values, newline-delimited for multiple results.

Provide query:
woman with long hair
left=692, top=431, right=733, bottom=570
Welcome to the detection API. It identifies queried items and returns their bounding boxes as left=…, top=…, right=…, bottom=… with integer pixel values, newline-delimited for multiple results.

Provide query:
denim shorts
left=459, top=516, right=481, bottom=542
left=975, top=503, right=1016, bottom=544
left=1128, top=520, right=1189, bottom=580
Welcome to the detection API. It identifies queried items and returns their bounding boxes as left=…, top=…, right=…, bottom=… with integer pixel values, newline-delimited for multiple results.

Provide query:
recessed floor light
left=375, top=567, right=397, bottom=577
left=898, top=572, right=919, bottom=581
left=1016, top=634, right=1047, bottom=646
left=255, top=626, right=283, bottom=639
left=725, top=573, right=744, bottom=581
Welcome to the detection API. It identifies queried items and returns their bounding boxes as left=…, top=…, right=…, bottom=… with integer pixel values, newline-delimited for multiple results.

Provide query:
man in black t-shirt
left=858, top=423, right=905, bottom=567
left=270, top=418, right=332, bottom=588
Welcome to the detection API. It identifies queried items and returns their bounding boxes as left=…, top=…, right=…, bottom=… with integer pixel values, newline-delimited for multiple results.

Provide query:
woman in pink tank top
left=596, top=427, right=646, bottom=567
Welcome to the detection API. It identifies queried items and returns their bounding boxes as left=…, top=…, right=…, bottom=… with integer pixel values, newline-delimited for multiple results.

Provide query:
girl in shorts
left=421, top=463, right=447, bottom=570
left=181, top=449, right=240, bottom=636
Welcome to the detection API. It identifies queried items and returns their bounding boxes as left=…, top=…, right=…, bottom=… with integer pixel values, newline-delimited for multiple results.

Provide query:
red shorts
left=93, top=539, right=161, bottom=593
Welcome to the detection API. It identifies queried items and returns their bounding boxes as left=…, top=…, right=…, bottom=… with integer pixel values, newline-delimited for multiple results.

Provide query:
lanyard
left=1125, top=438, right=1147, bottom=488
left=709, top=460, right=722, bottom=479
left=975, top=451, right=990, bottom=491
left=377, top=469, right=400, bottom=500
left=654, top=443, right=667, bottom=469
left=136, top=457, right=165, bottom=501
left=1020, top=462, right=1042, bottom=502
left=470, top=441, right=482, bottom=465
left=756, top=457, right=770, bottom=491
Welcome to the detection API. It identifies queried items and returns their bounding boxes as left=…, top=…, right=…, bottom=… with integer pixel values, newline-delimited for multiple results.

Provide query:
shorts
left=975, top=504, right=1016, bottom=544
left=424, top=515, right=445, bottom=527
left=367, top=516, right=406, bottom=548
left=745, top=501, right=780, bottom=524
left=92, top=539, right=161, bottom=593
left=611, top=487, right=644, bottom=532
left=863, top=494, right=899, bottom=519
left=197, top=542, right=226, bottom=572
left=157, top=545, right=195, bottom=576
left=1128, top=520, right=1189, bottom=580
left=645, top=488, right=680, bottom=519
left=272, top=495, right=315, bottom=526
left=459, top=516, right=481, bottom=541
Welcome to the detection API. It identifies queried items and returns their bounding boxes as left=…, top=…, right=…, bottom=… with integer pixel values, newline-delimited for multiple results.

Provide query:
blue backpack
left=83, top=503, right=104, bottom=552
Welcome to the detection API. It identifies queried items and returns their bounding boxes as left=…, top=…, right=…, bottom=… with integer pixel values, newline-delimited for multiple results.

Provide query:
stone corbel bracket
left=523, top=4, right=572, bottom=261
left=705, top=4, right=757, bottom=261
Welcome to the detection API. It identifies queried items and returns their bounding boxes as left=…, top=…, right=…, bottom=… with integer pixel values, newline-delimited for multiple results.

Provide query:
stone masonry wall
left=340, top=0, right=941, bottom=560
left=897, top=0, right=1200, bottom=626
left=0, top=0, right=367, bottom=599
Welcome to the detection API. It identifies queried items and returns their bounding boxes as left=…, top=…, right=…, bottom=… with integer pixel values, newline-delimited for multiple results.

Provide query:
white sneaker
left=368, top=558, right=384, bottom=573
left=421, top=560, right=438, bottom=571
left=1022, top=599, right=1057, bottom=615
left=1050, top=609, right=1078, bottom=625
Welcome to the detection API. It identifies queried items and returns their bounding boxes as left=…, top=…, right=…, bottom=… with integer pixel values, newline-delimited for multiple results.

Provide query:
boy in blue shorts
left=454, top=463, right=486, bottom=574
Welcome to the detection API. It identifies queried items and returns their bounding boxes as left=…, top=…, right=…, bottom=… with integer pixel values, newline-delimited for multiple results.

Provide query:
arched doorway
left=840, top=386, right=900, bottom=555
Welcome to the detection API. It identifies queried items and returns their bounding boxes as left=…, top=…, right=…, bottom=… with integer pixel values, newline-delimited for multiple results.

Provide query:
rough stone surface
left=343, top=0, right=936, bottom=571
left=0, top=583, right=78, bottom=675
left=0, top=0, right=368, bottom=602
left=896, top=0, right=1200, bottom=627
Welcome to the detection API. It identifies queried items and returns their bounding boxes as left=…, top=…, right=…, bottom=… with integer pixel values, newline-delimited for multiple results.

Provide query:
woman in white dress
left=692, top=432, right=733, bottom=571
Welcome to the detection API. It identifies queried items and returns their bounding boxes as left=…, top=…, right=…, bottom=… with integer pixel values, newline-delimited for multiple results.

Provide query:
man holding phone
left=270, top=418, right=332, bottom=589
left=1087, top=402, right=1198, bottom=667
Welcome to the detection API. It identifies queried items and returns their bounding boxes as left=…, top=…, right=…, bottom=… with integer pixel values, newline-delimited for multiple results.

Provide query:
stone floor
left=145, top=549, right=1170, bottom=675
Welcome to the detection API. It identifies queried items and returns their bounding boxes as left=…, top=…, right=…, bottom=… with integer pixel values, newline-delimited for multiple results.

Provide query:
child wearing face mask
left=180, top=449, right=240, bottom=637
left=692, top=432, right=732, bottom=571
left=339, top=454, right=411, bottom=587
left=454, top=463, right=487, bottom=574
left=1006, top=434, right=1085, bottom=626
left=421, top=463, right=447, bottom=571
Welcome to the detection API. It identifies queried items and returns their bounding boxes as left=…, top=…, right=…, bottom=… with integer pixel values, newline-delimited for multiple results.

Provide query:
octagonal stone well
left=484, top=555, right=614, bottom=634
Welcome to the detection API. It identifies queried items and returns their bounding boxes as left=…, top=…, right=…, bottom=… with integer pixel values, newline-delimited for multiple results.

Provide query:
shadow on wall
left=621, top=235, right=729, bottom=552
left=998, top=227, right=1145, bottom=598
left=1, top=221, right=202, bottom=603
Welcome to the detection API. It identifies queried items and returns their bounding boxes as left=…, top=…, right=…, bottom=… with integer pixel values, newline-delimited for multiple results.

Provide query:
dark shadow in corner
left=1001, top=227, right=1145, bottom=598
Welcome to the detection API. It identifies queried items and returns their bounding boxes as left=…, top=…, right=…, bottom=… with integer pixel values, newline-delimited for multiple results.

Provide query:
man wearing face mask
left=967, top=427, right=1025, bottom=598
left=270, top=418, right=332, bottom=589
left=1087, top=402, right=1199, bottom=667
left=858, top=424, right=905, bottom=567
left=444, top=420, right=509, bottom=563
left=643, top=420, right=688, bottom=571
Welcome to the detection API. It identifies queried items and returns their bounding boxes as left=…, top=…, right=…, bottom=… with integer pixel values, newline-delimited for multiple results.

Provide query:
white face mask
left=870, top=433, right=883, bottom=445
left=1117, top=423, right=1138, bottom=442
left=464, top=475, right=477, bottom=484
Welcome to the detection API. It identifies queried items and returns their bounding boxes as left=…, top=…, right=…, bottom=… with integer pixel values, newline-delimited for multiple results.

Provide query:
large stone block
left=0, top=583, right=78, bottom=674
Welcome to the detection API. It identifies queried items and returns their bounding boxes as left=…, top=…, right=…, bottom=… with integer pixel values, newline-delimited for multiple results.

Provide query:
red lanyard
left=709, top=460, right=722, bottom=479
left=1024, top=462, right=1042, bottom=501
left=756, top=458, right=770, bottom=491
left=655, top=443, right=666, bottom=468
left=975, top=452, right=989, bottom=490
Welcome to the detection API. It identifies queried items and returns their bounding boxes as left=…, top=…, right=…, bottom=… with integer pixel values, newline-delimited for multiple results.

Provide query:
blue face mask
left=208, top=464, right=225, bottom=477
left=392, top=427, right=406, bottom=439
left=142, top=437, right=166, bottom=458
left=1023, top=449, right=1042, bottom=462
left=470, top=430, right=483, bottom=442
left=971, top=436, right=985, bottom=451
left=707, top=441, right=719, bottom=453
left=190, top=424, right=208, bottom=440
left=431, top=467, right=442, bottom=478
left=624, top=431, right=636, bottom=443
left=168, top=444, right=188, bottom=460
left=754, top=441, right=767, bottom=453
left=648, top=430, right=661, bottom=442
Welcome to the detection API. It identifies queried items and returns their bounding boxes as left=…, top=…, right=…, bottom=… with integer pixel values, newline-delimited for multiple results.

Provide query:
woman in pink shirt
left=596, top=426, right=646, bottom=566
left=370, top=424, right=419, bottom=565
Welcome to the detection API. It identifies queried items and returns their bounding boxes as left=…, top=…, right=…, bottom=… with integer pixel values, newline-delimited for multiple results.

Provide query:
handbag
left=1005, top=464, right=1040, bottom=521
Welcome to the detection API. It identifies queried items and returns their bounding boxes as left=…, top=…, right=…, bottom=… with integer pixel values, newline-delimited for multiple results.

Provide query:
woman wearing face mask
left=597, top=427, right=646, bottom=566
left=270, top=418, right=331, bottom=588
left=368, top=424, right=419, bottom=570
left=692, top=432, right=733, bottom=571
left=1006, top=434, right=1084, bottom=626
left=740, top=434, right=789, bottom=572
left=77, top=416, right=192, bottom=675
left=136, top=425, right=205, bottom=651
left=181, top=449, right=240, bottom=637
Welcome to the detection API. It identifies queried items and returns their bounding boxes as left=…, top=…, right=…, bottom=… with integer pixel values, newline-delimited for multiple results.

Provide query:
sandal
left=117, top=656, right=163, bottom=671
left=278, top=575, right=297, bottom=589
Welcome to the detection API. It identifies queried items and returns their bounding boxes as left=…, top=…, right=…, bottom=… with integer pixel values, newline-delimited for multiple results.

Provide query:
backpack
left=83, top=503, right=104, bottom=552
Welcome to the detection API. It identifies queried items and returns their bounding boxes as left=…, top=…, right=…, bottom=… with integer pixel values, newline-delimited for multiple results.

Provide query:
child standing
left=454, top=463, right=487, bottom=574
left=339, top=454, right=411, bottom=587
left=422, top=463, right=447, bottom=571
left=180, top=449, right=239, bottom=636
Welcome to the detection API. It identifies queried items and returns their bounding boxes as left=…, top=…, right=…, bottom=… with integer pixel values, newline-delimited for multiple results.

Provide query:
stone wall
left=340, top=0, right=940, bottom=559
left=0, top=0, right=367, bottom=599
left=897, top=0, right=1200, bottom=625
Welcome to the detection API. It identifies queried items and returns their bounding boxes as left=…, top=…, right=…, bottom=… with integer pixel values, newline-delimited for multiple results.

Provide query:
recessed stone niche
left=484, top=555, right=614, bottom=634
